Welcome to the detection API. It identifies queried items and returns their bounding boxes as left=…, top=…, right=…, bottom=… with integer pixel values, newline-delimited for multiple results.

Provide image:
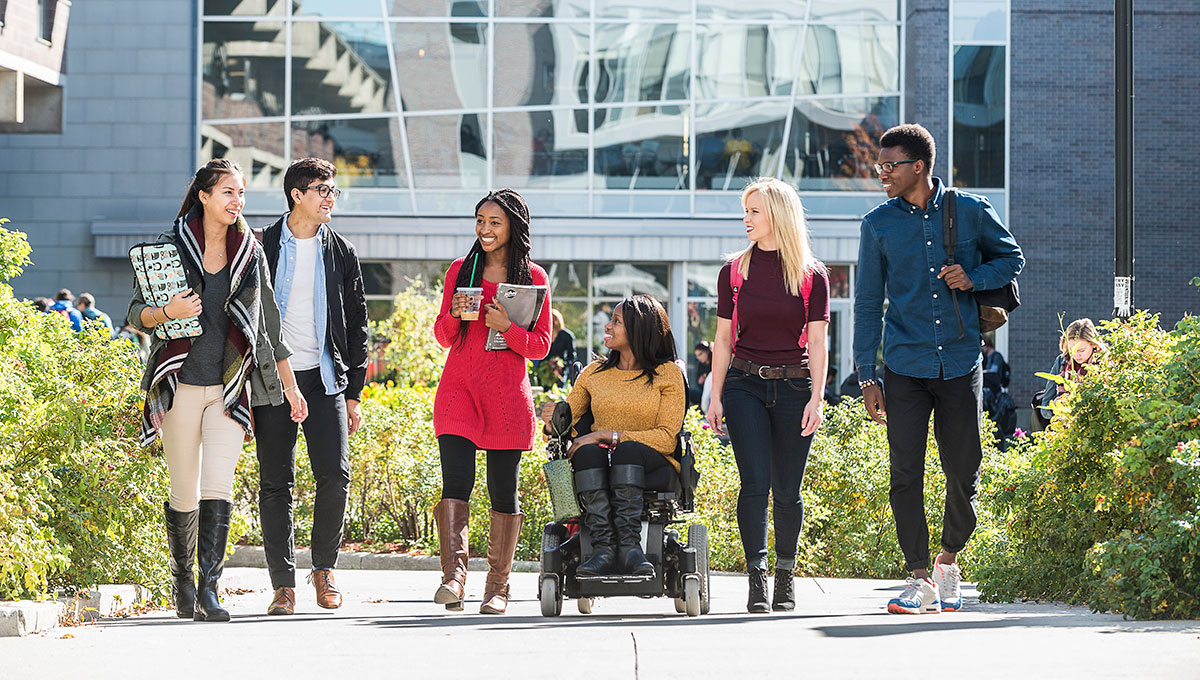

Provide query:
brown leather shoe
left=267, top=586, right=295, bottom=615
left=433, top=498, right=469, bottom=610
left=480, top=510, right=523, bottom=615
left=310, top=569, right=342, bottom=609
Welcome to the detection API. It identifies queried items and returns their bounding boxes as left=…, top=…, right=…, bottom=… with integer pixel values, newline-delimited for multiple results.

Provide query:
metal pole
left=1114, top=0, right=1135, bottom=318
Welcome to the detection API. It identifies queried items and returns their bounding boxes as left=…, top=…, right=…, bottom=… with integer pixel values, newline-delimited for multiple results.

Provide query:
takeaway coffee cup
left=458, top=287, right=484, bottom=320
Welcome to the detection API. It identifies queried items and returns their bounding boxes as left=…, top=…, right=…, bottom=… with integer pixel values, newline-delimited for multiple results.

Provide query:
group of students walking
left=129, top=122, right=1023, bottom=620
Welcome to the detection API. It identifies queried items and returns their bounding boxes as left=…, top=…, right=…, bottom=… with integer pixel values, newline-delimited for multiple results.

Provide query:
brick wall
left=0, top=0, right=194, bottom=318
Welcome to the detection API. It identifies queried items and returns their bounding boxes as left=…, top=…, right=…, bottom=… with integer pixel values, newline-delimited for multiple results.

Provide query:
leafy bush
left=0, top=223, right=170, bottom=600
left=370, top=279, right=449, bottom=388
left=972, top=310, right=1200, bottom=618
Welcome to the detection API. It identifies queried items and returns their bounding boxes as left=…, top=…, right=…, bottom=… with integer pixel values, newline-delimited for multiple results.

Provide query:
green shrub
left=370, top=279, right=449, bottom=388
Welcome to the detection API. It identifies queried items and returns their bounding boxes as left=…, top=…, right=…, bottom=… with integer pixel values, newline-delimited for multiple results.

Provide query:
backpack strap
left=942, top=188, right=966, bottom=340
left=728, top=254, right=813, bottom=355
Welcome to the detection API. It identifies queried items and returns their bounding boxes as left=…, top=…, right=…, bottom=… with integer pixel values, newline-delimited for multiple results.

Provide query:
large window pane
left=695, top=24, right=802, bottom=99
left=686, top=301, right=718, bottom=385
left=291, top=22, right=394, bottom=115
left=291, top=117, right=408, bottom=188
left=783, top=96, right=898, bottom=191
left=687, top=263, right=724, bottom=297
left=953, top=46, right=1005, bottom=188
left=595, top=0, right=678, bottom=19
left=203, top=0, right=285, bottom=16
left=594, top=105, right=689, bottom=190
left=827, top=264, right=850, bottom=298
left=594, top=24, right=690, bottom=104
left=494, top=23, right=588, bottom=108
left=388, top=1, right=487, bottom=17
left=200, top=122, right=287, bottom=187
left=405, top=114, right=488, bottom=189
left=808, top=0, right=899, bottom=22
left=698, top=0, right=808, bottom=20
left=294, top=0, right=384, bottom=16
left=591, top=263, right=669, bottom=298
left=202, top=22, right=286, bottom=120
left=695, top=101, right=790, bottom=190
left=544, top=261, right=588, bottom=297
left=392, top=22, right=487, bottom=110
left=496, top=0, right=589, bottom=18
left=954, top=0, right=1007, bottom=43
left=798, top=25, right=899, bottom=95
left=494, top=110, right=588, bottom=189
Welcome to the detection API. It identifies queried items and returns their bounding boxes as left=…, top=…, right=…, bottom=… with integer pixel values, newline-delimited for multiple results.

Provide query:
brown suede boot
left=433, top=498, right=469, bottom=610
left=479, top=509, right=523, bottom=615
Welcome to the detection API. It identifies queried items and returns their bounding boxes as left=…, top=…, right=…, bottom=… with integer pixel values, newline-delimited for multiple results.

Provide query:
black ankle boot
left=611, top=465, right=654, bottom=577
left=575, top=469, right=617, bottom=577
left=747, top=568, right=770, bottom=613
left=772, top=569, right=795, bottom=611
left=195, top=499, right=232, bottom=622
left=164, top=502, right=198, bottom=619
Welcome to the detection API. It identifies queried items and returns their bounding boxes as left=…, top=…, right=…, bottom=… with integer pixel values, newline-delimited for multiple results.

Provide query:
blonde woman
left=1037, top=318, right=1106, bottom=422
left=705, top=177, right=830, bottom=613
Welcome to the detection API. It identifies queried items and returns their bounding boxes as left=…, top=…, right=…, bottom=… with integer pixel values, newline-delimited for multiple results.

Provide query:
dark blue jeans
left=722, top=368, right=814, bottom=572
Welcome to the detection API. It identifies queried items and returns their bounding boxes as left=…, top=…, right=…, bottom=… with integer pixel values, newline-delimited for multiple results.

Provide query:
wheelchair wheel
left=540, top=577, right=562, bottom=617
left=688, top=524, right=711, bottom=615
left=683, top=577, right=701, bottom=617
left=577, top=597, right=594, bottom=614
left=541, top=529, right=561, bottom=571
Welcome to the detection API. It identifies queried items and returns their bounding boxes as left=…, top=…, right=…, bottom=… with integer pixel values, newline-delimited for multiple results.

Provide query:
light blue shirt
left=275, top=217, right=338, bottom=395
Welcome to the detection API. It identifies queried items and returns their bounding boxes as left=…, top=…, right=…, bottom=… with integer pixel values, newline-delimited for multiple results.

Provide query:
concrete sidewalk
left=2, top=568, right=1197, bottom=679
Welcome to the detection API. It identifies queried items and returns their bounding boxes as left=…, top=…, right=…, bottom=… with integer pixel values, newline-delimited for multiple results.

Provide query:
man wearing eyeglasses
left=253, top=157, right=369, bottom=616
left=853, top=124, right=1023, bottom=616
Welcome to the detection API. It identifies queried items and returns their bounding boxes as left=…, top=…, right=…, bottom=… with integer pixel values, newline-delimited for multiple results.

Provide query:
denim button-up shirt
left=853, top=178, right=1024, bottom=381
left=275, top=219, right=338, bottom=395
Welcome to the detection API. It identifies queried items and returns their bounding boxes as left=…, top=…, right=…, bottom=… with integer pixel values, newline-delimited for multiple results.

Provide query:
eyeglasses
left=873, top=159, right=918, bottom=175
left=299, top=184, right=342, bottom=200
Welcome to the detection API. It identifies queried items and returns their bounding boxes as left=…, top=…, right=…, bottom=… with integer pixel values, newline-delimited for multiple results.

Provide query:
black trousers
left=572, top=441, right=672, bottom=488
left=254, top=368, right=350, bottom=589
left=884, top=364, right=983, bottom=571
left=438, top=434, right=521, bottom=514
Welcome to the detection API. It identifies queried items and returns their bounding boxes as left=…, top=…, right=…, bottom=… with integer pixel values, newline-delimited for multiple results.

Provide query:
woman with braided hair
left=431, top=189, right=553, bottom=614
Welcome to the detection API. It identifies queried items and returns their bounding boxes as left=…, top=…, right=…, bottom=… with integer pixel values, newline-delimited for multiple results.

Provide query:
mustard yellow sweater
left=567, top=360, right=686, bottom=469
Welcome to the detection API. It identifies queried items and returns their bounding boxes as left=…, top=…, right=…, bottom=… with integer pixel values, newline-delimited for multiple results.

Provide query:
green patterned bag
left=543, top=458, right=580, bottom=522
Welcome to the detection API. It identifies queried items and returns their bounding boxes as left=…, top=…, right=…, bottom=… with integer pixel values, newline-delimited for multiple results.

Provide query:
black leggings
left=572, top=440, right=670, bottom=476
left=438, top=434, right=521, bottom=514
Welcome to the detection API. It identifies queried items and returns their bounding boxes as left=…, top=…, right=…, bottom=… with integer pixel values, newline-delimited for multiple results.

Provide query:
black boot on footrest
left=575, top=468, right=617, bottom=577
left=610, top=464, right=654, bottom=577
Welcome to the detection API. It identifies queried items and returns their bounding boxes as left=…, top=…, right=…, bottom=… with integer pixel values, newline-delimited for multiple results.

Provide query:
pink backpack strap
left=730, top=254, right=814, bottom=354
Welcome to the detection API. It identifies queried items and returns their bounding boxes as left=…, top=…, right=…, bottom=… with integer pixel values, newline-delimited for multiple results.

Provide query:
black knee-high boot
left=574, top=467, right=617, bottom=577
left=194, top=499, right=232, bottom=622
left=164, top=502, right=198, bottom=619
left=610, top=464, right=654, bottom=576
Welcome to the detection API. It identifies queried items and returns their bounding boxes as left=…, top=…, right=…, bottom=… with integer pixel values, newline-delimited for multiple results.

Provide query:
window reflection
left=392, top=22, right=488, bottom=110
left=551, top=300, right=591, bottom=363
left=695, top=24, right=802, bottom=99
left=953, top=46, right=1005, bottom=188
left=953, top=0, right=1007, bottom=42
left=591, top=263, right=669, bottom=298
left=496, top=0, right=589, bottom=18
left=544, top=262, right=588, bottom=297
left=695, top=101, right=789, bottom=189
left=698, top=0, right=808, bottom=21
left=292, top=117, right=408, bottom=188
left=203, top=0, right=285, bottom=16
left=594, top=23, right=690, bottom=104
left=827, top=265, right=850, bottom=298
left=594, top=0, right=679, bottom=19
left=782, top=97, right=898, bottom=191
left=493, top=23, right=588, bottom=107
left=202, top=22, right=286, bottom=120
left=389, top=0, right=487, bottom=17
left=291, top=22, right=393, bottom=115
left=200, top=122, right=287, bottom=187
left=494, top=110, right=588, bottom=189
left=405, top=114, right=487, bottom=189
left=686, top=301, right=718, bottom=383
left=808, top=0, right=898, bottom=22
left=798, top=25, right=899, bottom=95
left=594, top=106, right=689, bottom=190
left=295, top=0, right=384, bottom=16
left=687, top=263, right=723, bottom=297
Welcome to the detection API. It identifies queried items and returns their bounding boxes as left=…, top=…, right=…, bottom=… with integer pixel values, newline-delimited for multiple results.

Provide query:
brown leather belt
left=729, top=357, right=810, bottom=380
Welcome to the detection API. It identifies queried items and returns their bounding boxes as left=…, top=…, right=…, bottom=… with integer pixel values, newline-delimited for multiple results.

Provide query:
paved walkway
left=3, top=568, right=1198, bottom=679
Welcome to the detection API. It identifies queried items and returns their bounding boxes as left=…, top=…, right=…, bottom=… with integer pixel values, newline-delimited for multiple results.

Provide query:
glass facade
left=952, top=0, right=1007, bottom=189
left=200, top=1, right=902, bottom=216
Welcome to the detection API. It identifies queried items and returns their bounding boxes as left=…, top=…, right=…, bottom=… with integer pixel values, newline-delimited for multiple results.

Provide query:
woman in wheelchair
left=539, top=294, right=685, bottom=577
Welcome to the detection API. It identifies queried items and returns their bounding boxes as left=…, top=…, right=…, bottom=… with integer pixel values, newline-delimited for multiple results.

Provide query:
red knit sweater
left=432, top=258, right=552, bottom=451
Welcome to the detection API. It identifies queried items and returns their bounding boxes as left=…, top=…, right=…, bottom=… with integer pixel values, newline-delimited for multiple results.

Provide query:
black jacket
left=258, top=217, right=369, bottom=401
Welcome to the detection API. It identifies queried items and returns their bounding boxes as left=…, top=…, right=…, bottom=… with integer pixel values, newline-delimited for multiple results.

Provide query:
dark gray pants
left=884, top=364, right=983, bottom=571
left=254, top=368, right=350, bottom=589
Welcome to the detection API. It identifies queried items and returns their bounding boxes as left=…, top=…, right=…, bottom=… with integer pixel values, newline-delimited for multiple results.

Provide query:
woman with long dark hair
left=431, top=189, right=552, bottom=615
left=126, top=159, right=307, bottom=622
left=538, top=295, right=686, bottom=576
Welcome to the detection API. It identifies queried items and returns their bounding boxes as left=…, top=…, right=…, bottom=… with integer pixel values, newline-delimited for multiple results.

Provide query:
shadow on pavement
left=814, top=615, right=1200, bottom=638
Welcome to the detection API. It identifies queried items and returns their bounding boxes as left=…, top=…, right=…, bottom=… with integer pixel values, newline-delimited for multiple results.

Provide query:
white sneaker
left=933, top=556, right=963, bottom=611
left=887, top=577, right=941, bottom=614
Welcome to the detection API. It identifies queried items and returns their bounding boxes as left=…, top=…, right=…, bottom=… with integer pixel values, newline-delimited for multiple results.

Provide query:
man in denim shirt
left=853, top=124, right=1023, bottom=615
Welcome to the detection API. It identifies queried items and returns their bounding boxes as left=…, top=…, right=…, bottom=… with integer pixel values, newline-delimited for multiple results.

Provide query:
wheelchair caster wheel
left=540, top=577, right=562, bottom=617
left=673, top=597, right=686, bottom=613
left=577, top=597, right=594, bottom=614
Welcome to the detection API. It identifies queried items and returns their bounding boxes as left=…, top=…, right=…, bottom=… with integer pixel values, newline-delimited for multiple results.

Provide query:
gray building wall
left=1007, top=0, right=1200, bottom=401
left=0, top=0, right=194, bottom=318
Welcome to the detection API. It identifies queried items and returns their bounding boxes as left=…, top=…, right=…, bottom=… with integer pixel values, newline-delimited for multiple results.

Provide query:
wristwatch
left=858, top=378, right=879, bottom=390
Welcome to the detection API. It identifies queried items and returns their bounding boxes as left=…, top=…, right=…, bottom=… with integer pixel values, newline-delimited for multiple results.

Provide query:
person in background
left=547, top=308, right=577, bottom=382
left=824, top=371, right=842, bottom=406
left=1037, top=318, right=1106, bottom=423
left=689, top=341, right=712, bottom=407
left=76, top=292, right=116, bottom=337
left=32, top=297, right=51, bottom=313
left=118, top=324, right=151, bottom=363
left=50, top=288, right=84, bottom=332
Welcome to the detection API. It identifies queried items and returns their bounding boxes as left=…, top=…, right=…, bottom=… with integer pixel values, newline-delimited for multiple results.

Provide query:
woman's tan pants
left=161, top=384, right=244, bottom=512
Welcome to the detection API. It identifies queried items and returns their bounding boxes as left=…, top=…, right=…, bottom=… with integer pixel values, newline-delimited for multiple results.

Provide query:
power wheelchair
left=538, top=399, right=711, bottom=617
